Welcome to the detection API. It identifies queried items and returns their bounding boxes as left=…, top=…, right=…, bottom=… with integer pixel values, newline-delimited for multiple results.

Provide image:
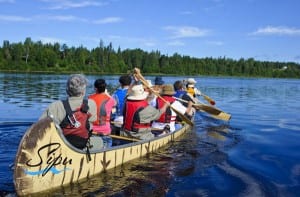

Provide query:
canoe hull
left=14, top=117, right=192, bottom=196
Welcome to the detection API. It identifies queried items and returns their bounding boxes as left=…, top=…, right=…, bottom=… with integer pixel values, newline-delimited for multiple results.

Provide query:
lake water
left=0, top=73, right=299, bottom=196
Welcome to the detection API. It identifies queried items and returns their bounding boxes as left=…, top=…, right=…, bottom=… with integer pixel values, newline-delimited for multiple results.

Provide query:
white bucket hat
left=127, top=84, right=149, bottom=100
left=187, top=78, right=197, bottom=84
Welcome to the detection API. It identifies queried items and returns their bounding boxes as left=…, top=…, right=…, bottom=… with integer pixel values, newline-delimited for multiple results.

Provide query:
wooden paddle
left=202, top=94, right=216, bottom=105
left=133, top=68, right=194, bottom=126
left=184, top=79, right=216, bottom=105
left=110, top=134, right=140, bottom=142
left=92, top=130, right=140, bottom=142
left=174, top=97, right=231, bottom=121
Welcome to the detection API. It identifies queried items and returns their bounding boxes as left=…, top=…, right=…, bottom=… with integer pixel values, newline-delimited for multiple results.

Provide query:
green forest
left=1, top=37, right=299, bottom=78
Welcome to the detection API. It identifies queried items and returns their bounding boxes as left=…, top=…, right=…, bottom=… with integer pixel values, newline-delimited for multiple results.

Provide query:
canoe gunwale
left=55, top=119, right=189, bottom=154
left=13, top=116, right=193, bottom=196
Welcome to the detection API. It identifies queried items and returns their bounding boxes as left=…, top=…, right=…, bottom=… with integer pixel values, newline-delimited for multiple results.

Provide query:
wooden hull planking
left=13, top=117, right=192, bottom=196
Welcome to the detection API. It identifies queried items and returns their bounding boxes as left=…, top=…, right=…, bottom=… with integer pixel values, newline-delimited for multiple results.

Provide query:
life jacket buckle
left=68, top=114, right=81, bottom=128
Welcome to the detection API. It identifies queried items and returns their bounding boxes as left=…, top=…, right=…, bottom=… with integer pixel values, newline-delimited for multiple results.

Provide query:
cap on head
left=154, top=76, right=164, bottom=85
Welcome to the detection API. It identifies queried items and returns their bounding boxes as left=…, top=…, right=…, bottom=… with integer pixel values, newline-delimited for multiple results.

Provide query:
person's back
left=39, top=74, right=103, bottom=151
left=112, top=74, right=132, bottom=116
left=173, top=80, right=194, bottom=106
left=111, top=74, right=132, bottom=133
left=122, top=84, right=169, bottom=140
left=173, top=80, right=195, bottom=119
left=89, top=79, right=116, bottom=148
left=153, top=84, right=190, bottom=132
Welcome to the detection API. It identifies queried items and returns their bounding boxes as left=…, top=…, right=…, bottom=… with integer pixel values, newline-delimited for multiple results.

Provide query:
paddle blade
left=211, top=112, right=231, bottom=121
left=203, top=94, right=216, bottom=105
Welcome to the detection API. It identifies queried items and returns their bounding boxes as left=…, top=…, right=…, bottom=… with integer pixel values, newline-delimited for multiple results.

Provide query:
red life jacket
left=89, top=93, right=111, bottom=126
left=60, top=99, right=91, bottom=150
left=156, top=96, right=176, bottom=123
left=123, top=100, right=151, bottom=132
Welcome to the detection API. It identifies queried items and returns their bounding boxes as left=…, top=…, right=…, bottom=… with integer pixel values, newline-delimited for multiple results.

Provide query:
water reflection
left=1, top=74, right=299, bottom=196
left=0, top=73, right=65, bottom=108
left=42, top=115, right=242, bottom=197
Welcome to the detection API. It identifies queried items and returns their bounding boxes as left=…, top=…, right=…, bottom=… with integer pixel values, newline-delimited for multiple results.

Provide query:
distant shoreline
left=1, top=69, right=299, bottom=79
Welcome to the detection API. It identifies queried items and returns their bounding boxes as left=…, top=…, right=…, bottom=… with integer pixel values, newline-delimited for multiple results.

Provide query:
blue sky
left=1, top=0, right=300, bottom=63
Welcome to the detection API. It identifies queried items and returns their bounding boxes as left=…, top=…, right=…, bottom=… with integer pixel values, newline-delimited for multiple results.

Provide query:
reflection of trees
left=0, top=74, right=65, bottom=107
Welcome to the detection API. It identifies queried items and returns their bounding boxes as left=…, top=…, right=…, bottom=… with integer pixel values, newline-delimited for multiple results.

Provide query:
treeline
left=0, top=37, right=299, bottom=78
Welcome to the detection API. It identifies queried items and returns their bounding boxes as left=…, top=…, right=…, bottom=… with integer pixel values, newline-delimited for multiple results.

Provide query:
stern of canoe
left=13, top=117, right=105, bottom=196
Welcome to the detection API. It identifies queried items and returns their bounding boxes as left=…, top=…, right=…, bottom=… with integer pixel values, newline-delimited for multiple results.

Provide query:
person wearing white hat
left=187, top=78, right=197, bottom=84
left=186, top=78, right=202, bottom=98
left=122, top=84, right=169, bottom=140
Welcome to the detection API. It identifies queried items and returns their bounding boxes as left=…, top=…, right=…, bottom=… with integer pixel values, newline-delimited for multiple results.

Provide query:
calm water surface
left=0, top=73, right=299, bottom=197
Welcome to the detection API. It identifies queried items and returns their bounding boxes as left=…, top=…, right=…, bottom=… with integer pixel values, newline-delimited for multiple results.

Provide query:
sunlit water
left=0, top=73, right=299, bottom=196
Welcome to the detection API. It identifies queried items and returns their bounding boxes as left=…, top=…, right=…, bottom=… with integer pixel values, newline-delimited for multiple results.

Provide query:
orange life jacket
left=89, top=93, right=111, bottom=126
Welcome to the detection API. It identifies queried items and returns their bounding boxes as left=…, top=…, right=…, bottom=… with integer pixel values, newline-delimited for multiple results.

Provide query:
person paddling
left=122, top=84, right=169, bottom=140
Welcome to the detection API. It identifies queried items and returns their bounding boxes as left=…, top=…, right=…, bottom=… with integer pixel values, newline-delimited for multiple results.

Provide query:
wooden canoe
left=13, top=117, right=193, bottom=196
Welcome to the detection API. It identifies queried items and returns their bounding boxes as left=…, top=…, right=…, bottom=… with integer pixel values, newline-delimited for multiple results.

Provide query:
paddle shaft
left=174, top=96, right=220, bottom=114
left=202, top=94, right=216, bottom=105
left=110, top=134, right=140, bottom=142
left=133, top=68, right=194, bottom=126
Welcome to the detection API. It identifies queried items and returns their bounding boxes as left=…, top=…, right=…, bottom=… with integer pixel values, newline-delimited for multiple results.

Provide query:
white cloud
left=164, top=26, right=210, bottom=38
left=93, top=17, right=123, bottom=24
left=167, top=40, right=185, bottom=46
left=251, top=26, right=300, bottom=36
left=42, top=15, right=87, bottom=22
left=0, top=14, right=31, bottom=22
left=41, top=0, right=106, bottom=10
